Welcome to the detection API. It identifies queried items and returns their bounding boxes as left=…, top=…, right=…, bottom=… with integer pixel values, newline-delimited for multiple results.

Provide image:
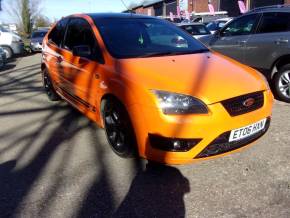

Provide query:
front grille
left=221, top=91, right=264, bottom=116
left=195, top=118, right=270, bottom=159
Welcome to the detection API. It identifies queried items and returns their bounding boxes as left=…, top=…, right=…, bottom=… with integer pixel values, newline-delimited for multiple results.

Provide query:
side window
left=63, top=18, right=103, bottom=62
left=258, top=12, right=290, bottom=34
left=222, top=14, right=258, bottom=36
left=218, top=22, right=226, bottom=29
left=48, top=18, right=69, bottom=47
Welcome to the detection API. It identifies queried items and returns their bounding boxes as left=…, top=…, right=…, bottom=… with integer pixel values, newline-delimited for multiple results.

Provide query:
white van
left=0, top=26, right=24, bottom=59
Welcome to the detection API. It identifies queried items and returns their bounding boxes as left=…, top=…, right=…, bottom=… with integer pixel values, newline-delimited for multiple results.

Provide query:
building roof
left=130, top=0, right=163, bottom=9
left=143, top=0, right=163, bottom=7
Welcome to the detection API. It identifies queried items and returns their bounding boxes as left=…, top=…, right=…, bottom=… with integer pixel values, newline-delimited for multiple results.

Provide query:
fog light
left=149, top=134, right=202, bottom=152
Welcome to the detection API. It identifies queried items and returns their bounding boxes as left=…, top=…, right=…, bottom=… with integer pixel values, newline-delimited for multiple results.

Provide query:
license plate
left=229, top=118, right=267, bottom=142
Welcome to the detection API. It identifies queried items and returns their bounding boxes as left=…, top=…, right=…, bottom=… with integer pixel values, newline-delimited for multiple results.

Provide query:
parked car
left=200, top=5, right=290, bottom=102
left=0, top=26, right=24, bottom=59
left=206, top=17, right=233, bottom=34
left=42, top=13, right=273, bottom=164
left=30, top=30, right=48, bottom=52
left=177, top=23, right=211, bottom=39
left=192, top=11, right=229, bottom=23
left=0, top=46, right=7, bottom=69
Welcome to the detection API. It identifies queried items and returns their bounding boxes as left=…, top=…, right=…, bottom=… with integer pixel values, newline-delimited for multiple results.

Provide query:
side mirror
left=214, top=29, right=221, bottom=37
left=73, top=45, right=92, bottom=58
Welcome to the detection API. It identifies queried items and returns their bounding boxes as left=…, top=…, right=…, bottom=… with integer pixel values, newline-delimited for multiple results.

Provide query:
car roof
left=176, top=23, right=205, bottom=27
left=215, top=18, right=232, bottom=22
left=247, top=5, right=290, bottom=14
left=86, top=12, right=154, bottom=20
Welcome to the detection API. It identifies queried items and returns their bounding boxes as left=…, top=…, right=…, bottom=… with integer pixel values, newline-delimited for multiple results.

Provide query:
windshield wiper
left=138, top=49, right=209, bottom=58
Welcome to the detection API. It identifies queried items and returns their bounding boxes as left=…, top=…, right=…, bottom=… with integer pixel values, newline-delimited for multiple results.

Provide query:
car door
left=60, top=18, right=104, bottom=112
left=208, top=14, right=260, bottom=64
left=244, top=12, right=290, bottom=72
left=45, top=18, right=69, bottom=85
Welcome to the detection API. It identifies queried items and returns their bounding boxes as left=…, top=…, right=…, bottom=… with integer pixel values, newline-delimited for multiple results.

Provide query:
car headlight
left=152, top=90, right=208, bottom=115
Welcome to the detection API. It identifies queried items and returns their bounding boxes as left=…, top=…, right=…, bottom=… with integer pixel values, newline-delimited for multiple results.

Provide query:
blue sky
left=0, top=0, right=141, bottom=23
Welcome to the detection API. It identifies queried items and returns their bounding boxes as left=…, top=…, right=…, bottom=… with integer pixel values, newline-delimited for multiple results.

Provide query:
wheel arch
left=41, top=63, right=46, bottom=71
left=1, top=45, right=14, bottom=58
left=271, top=55, right=290, bottom=80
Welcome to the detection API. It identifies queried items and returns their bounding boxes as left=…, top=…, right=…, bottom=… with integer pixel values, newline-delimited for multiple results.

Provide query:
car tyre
left=42, top=68, right=60, bottom=101
left=274, top=64, right=290, bottom=103
left=101, top=98, right=137, bottom=158
left=0, top=60, right=4, bottom=69
left=2, top=46, right=13, bottom=59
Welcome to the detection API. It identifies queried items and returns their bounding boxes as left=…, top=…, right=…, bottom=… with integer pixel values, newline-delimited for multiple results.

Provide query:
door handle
left=275, top=39, right=289, bottom=45
left=56, top=56, right=63, bottom=63
left=237, top=40, right=247, bottom=46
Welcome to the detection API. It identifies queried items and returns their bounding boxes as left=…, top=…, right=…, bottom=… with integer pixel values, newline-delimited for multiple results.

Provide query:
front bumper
left=30, top=42, right=43, bottom=51
left=128, top=90, right=274, bottom=164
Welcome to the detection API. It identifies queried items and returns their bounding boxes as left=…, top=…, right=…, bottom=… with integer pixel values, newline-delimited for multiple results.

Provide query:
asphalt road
left=0, top=54, right=289, bottom=218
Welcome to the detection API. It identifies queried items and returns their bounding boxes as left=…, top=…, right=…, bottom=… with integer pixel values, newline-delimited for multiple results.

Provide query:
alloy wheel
left=278, top=70, right=290, bottom=99
left=103, top=102, right=128, bottom=154
left=43, top=72, right=53, bottom=98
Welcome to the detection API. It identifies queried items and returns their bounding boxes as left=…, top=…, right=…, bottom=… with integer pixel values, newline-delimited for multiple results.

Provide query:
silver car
left=30, top=30, right=48, bottom=52
left=177, top=23, right=211, bottom=40
left=200, top=5, right=290, bottom=103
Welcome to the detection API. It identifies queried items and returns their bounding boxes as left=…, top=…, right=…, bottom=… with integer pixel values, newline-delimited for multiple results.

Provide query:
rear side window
left=222, top=14, right=258, bottom=36
left=48, top=18, right=69, bottom=47
left=258, top=12, right=290, bottom=34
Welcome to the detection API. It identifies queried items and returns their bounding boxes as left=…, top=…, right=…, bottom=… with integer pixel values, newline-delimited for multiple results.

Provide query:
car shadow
left=113, top=162, right=190, bottom=218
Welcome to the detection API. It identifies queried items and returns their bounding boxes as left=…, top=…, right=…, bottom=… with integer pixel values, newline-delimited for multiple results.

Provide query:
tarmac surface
left=0, top=54, right=289, bottom=218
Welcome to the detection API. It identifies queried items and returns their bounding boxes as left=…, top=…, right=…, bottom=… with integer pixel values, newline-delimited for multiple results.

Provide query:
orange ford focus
left=41, top=13, right=273, bottom=164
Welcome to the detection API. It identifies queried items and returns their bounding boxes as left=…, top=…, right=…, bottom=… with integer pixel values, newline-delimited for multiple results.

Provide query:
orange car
left=41, top=13, right=273, bottom=164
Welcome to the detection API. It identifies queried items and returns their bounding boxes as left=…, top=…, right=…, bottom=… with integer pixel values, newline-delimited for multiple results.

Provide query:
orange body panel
left=42, top=14, right=274, bottom=164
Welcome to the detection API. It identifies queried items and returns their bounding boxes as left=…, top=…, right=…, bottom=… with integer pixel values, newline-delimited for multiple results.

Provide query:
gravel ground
left=0, top=54, right=289, bottom=218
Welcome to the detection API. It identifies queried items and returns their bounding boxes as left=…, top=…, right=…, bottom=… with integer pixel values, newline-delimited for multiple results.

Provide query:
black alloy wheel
left=101, top=98, right=137, bottom=158
left=42, top=69, right=60, bottom=101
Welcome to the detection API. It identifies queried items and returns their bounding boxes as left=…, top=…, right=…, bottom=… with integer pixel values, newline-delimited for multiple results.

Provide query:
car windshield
left=93, top=17, right=209, bottom=59
left=0, top=26, right=9, bottom=32
left=180, top=24, right=210, bottom=35
left=31, top=31, right=47, bottom=38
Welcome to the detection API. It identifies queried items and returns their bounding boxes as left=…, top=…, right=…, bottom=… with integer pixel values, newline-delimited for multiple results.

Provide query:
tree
left=5, top=0, right=43, bottom=35
left=34, top=15, right=50, bottom=29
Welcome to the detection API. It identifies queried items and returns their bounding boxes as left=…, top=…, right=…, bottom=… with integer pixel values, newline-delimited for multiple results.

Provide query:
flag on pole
left=185, top=10, right=190, bottom=20
left=238, top=0, right=247, bottom=14
left=170, top=12, right=174, bottom=21
left=177, top=6, right=181, bottom=18
left=208, top=2, right=215, bottom=15
left=148, top=8, right=152, bottom=16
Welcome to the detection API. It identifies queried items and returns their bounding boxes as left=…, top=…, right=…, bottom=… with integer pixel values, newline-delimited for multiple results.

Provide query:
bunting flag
left=238, top=0, right=247, bottom=14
